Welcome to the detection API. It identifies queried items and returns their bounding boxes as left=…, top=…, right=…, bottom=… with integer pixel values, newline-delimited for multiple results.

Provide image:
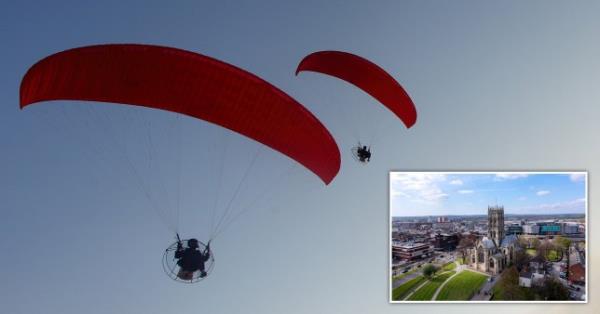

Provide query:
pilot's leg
left=199, top=262, right=207, bottom=278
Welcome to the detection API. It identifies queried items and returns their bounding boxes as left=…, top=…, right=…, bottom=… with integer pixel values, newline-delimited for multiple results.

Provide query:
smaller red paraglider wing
left=295, top=51, right=417, bottom=129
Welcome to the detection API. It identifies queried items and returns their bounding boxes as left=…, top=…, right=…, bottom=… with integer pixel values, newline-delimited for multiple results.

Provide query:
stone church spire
left=488, top=205, right=504, bottom=246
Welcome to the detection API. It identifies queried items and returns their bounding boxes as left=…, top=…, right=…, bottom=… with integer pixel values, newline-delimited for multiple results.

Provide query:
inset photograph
left=389, top=172, right=587, bottom=303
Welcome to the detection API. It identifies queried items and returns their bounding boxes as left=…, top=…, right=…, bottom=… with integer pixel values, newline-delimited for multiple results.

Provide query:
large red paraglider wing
left=20, top=44, right=340, bottom=184
left=295, top=51, right=417, bottom=129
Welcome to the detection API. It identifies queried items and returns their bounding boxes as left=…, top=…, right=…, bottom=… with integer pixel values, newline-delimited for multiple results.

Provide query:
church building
left=467, top=205, right=520, bottom=274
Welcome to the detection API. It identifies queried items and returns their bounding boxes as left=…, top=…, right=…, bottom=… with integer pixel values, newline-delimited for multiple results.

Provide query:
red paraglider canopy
left=295, top=51, right=417, bottom=129
left=20, top=44, right=340, bottom=184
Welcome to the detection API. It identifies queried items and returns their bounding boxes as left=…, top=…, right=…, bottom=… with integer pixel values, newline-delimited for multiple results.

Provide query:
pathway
left=395, top=261, right=474, bottom=301
left=402, top=279, right=430, bottom=300
left=470, top=278, right=494, bottom=301
left=407, top=260, right=494, bottom=301
left=401, top=270, right=455, bottom=300
left=431, top=263, right=462, bottom=300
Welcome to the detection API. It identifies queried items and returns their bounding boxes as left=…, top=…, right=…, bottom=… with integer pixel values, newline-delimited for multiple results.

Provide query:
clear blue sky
left=391, top=172, right=586, bottom=216
left=1, top=1, right=599, bottom=313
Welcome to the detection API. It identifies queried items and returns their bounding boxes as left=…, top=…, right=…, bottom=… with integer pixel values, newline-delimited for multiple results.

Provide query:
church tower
left=488, top=205, right=504, bottom=246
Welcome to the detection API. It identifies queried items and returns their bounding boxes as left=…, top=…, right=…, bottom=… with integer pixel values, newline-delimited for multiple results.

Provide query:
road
left=470, top=276, right=495, bottom=301
left=392, top=272, right=421, bottom=289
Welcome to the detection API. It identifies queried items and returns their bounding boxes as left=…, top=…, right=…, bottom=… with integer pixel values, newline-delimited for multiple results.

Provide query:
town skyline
left=393, top=212, right=585, bottom=218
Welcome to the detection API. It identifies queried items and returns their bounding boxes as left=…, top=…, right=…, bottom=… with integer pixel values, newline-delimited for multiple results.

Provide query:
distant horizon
left=392, top=212, right=586, bottom=218
left=391, top=173, right=587, bottom=217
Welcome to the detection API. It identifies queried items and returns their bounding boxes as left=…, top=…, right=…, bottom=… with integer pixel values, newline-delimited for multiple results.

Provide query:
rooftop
left=480, top=236, right=496, bottom=249
left=519, top=271, right=533, bottom=279
left=500, top=234, right=518, bottom=247
left=392, top=241, right=429, bottom=249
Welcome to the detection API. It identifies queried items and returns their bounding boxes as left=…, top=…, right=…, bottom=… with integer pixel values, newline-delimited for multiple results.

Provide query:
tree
left=553, top=236, right=571, bottom=261
left=518, top=237, right=530, bottom=248
left=457, top=235, right=475, bottom=264
left=535, top=278, right=570, bottom=300
left=514, top=250, right=530, bottom=271
left=537, top=240, right=555, bottom=262
left=554, top=236, right=571, bottom=250
left=422, top=264, right=439, bottom=279
left=497, top=266, right=523, bottom=300
left=458, top=235, right=475, bottom=248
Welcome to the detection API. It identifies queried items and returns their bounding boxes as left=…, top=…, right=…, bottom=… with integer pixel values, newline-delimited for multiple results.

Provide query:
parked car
left=569, top=292, right=578, bottom=299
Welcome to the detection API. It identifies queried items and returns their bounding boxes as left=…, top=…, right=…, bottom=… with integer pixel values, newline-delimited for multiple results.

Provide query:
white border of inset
left=388, top=171, right=588, bottom=304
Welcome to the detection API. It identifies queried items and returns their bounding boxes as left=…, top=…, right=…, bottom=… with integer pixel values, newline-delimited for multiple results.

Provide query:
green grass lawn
left=442, top=262, right=456, bottom=271
left=392, top=276, right=426, bottom=301
left=408, top=271, right=456, bottom=301
left=435, top=270, right=488, bottom=301
left=526, top=248, right=537, bottom=256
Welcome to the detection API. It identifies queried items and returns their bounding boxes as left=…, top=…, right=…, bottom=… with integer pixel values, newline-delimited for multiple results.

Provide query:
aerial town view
left=389, top=172, right=587, bottom=302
